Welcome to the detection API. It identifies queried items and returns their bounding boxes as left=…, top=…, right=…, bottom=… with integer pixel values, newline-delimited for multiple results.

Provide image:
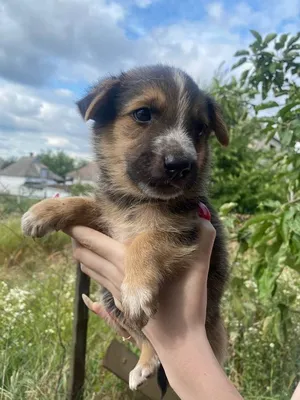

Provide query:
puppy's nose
left=164, top=155, right=192, bottom=178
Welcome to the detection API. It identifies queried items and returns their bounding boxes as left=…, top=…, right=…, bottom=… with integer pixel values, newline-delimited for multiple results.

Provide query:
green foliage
left=0, top=157, right=17, bottom=170
left=209, top=77, right=285, bottom=213
left=68, top=183, right=94, bottom=196
left=211, top=31, right=300, bottom=381
left=0, top=194, right=38, bottom=216
left=1, top=209, right=299, bottom=399
left=0, top=260, right=134, bottom=399
left=38, top=150, right=88, bottom=180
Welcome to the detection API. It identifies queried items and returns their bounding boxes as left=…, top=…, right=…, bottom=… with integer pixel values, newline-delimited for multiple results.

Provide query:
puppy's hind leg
left=129, top=339, right=160, bottom=390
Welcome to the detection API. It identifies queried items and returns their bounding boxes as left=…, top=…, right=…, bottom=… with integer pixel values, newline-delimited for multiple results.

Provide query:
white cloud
left=0, top=0, right=299, bottom=158
left=206, top=2, right=224, bottom=21
left=0, top=0, right=131, bottom=86
left=45, top=136, right=70, bottom=147
left=54, top=89, right=73, bottom=98
left=228, top=1, right=300, bottom=34
left=0, top=81, right=91, bottom=158
left=144, top=22, right=244, bottom=86
left=134, top=0, right=155, bottom=8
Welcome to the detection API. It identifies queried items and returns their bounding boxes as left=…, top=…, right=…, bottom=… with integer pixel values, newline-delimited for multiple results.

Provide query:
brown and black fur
left=21, top=65, right=229, bottom=395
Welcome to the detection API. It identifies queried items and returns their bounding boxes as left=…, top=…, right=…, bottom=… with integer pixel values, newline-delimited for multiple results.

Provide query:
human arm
left=65, top=211, right=243, bottom=399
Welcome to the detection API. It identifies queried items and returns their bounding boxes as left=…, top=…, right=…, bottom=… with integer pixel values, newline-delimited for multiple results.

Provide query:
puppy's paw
left=129, top=356, right=159, bottom=390
left=121, top=283, right=158, bottom=327
left=21, top=209, right=55, bottom=238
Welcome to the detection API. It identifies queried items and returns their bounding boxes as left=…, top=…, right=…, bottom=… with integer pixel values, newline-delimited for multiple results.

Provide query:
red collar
left=198, top=202, right=211, bottom=221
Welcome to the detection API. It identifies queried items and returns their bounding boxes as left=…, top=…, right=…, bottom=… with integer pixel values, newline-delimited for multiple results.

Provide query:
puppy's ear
left=77, top=77, right=120, bottom=122
left=207, top=97, right=229, bottom=147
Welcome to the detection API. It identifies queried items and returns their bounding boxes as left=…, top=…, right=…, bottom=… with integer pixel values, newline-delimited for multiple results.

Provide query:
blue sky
left=0, top=0, right=299, bottom=160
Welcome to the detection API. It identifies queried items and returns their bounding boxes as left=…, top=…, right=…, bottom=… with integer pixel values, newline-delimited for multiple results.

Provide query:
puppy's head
left=77, top=65, right=228, bottom=200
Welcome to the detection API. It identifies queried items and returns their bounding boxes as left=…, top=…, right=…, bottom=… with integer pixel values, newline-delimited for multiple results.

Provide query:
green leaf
left=242, top=213, right=277, bottom=229
left=281, top=208, right=295, bottom=242
left=240, top=69, right=250, bottom=85
left=253, top=263, right=265, bottom=281
left=288, top=258, right=300, bottom=273
left=276, top=33, right=288, bottom=50
left=250, top=30, right=262, bottom=43
left=255, top=101, right=279, bottom=112
left=281, top=131, right=294, bottom=147
left=269, top=63, right=277, bottom=74
left=261, top=200, right=281, bottom=209
left=263, top=33, right=277, bottom=45
left=289, top=44, right=300, bottom=50
left=287, top=32, right=300, bottom=48
left=248, top=222, right=272, bottom=247
left=279, top=102, right=300, bottom=118
left=262, top=79, right=271, bottom=100
left=234, top=50, right=250, bottom=56
left=290, top=217, right=300, bottom=235
left=219, top=202, right=238, bottom=215
left=262, top=315, right=274, bottom=338
left=232, top=57, right=247, bottom=70
left=275, top=71, right=284, bottom=88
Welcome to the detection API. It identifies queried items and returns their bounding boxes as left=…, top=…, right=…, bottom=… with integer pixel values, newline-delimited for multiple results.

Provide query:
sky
left=0, top=0, right=299, bottom=161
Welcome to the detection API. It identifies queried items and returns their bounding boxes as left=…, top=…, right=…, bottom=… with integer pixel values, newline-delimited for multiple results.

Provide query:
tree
left=210, top=32, right=300, bottom=396
left=209, top=76, right=284, bottom=213
left=38, top=150, right=87, bottom=180
left=0, top=157, right=17, bottom=170
left=214, top=30, right=300, bottom=354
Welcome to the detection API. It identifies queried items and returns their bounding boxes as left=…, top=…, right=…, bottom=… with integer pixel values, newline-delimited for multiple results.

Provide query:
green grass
left=0, top=201, right=299, bottom=399
left=0, top=216, right=139, bottom=399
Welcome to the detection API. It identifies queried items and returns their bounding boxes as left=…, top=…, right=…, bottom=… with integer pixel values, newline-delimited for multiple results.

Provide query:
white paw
left=121, top=283, right=157, bottom=325
left=21, top=211, right=54, bottom=238
left=129, top=358, right=159, bottom=390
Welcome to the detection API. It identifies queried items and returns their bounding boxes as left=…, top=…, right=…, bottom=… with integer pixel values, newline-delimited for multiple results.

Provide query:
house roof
left=0, top=156, right=64, bottom=182
left=67, top=162, right=98, bottom=182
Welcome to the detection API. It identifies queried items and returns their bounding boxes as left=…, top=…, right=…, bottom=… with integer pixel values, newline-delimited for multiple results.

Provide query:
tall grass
left=0, top=199, right=299, bottom=399
left=0, top=212, right=140, bottom=399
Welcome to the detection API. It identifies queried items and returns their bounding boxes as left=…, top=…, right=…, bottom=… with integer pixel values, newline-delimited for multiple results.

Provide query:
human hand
left=65, top=203, right=216, bottom=345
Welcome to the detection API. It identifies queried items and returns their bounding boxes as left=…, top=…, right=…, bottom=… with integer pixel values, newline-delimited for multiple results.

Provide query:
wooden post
left=102, top=340, right=179, bottom=400
left=67, top=262, right=90, bottom=400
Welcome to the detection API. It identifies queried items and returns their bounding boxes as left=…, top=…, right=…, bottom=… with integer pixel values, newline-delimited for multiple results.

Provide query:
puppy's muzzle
left=164, top=155, right=194, bottom=180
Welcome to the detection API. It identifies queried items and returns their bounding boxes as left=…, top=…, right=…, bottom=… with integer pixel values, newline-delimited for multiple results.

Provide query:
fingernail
left=82, top=294, right=93, bottom=310
left=198, top=202, right=211, bottom=221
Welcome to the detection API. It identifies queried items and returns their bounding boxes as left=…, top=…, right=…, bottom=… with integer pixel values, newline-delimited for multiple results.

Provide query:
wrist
left=145, top=327, right=242, bottom=400
left=143, top=320, right=206, bottom=352
left=154, top=328, right=210, bottom=399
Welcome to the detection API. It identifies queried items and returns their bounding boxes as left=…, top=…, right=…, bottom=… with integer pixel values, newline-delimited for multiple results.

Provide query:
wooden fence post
left=67, top=262, right=90, bottom=400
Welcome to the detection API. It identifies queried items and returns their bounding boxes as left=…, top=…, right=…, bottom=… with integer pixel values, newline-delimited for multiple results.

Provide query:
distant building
left=0, top=154, right=70, bottom=198
left=66, top=162, right=98, bottom=186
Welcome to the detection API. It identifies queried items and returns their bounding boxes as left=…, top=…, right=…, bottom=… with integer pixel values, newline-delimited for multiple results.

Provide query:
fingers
left=65, top=226, right=125, bottom=267
left=73, top=242, right=124, bottom=286
left=82, top=294, right=133, bottom=340
left=80, top=263, right=121, bottom=301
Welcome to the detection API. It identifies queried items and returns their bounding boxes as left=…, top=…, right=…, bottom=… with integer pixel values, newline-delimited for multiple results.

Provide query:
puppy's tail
left=157, top=363, right=169, bottom=399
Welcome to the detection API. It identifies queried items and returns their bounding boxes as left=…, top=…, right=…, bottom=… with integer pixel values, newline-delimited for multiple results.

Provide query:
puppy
left=21, top=65, right=229, bottom=394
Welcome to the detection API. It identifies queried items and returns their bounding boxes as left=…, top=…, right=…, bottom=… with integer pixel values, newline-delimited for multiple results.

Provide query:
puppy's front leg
left=121, top=231, right=197, bottom=328
left=21, top=197, right=102, bottom=237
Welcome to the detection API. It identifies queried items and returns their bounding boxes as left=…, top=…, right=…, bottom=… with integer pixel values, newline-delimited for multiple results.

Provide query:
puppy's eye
left=132, top=108, right=152, bottom=123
